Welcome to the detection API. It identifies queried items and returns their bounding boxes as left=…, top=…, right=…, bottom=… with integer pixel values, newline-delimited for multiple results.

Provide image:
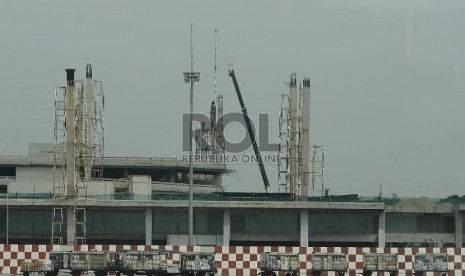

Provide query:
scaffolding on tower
left=91, top=80, right=104, bottom=179
left=278, top=74, right=321, bottom=198
left=51, top=65, right=104, bottom=245
left=278, top=74, right=302, bottom=197
left=278, top=91, right=290, bottom=193
left=311, top=146, right=325, bottom=196
left=51, top=86, right=67, bottom=245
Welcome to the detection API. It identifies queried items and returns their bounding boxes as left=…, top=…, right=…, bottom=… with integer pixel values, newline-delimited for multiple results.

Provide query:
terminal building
left=0, top=143, right=463, bottom=248
left=0, top=66, right=464, bottom=248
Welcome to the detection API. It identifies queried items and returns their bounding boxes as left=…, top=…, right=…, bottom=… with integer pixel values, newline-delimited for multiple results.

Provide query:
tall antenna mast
left=191, top=24, right=193, bottom=72
left=214, top=32, right=218, bottom=100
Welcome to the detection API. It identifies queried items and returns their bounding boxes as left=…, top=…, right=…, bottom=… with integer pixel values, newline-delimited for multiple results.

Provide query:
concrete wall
left=27, top=143, right=55, bottom=164
left=9, top=166, right=54, bottom=194
left=386, top=233, right=455, bottom=247
left=167, top=234, right=223, bottom=245
left=129, top=175, right=151, bottom=200
left=87, top=181, right=115, bottom=196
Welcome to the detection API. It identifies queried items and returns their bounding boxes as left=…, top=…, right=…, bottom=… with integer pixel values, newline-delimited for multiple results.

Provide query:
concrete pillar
left=300, top=209, right=308, bottom=247
left=300, top=78, right=310, bottom=200
left=223, top=209, right=230, bottom=246
left=214, top=174, right=222, bottom=192
left=455, top=209, right=462, bottom=248
left=84, top=63, right=93, bottom=182
left=169, top=170, right=176, bottom=183
left=289, top=74, right=298, bottom=195
left=65, top=69, right=76, bottom=198
left=378, top=211, right=385, bottom=248
left=145, top=207, right=153, bottom=245
left=66, top=207, right=75, bottom=245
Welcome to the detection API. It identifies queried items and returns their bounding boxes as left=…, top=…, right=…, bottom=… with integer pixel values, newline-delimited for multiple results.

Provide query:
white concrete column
left=169, top=171, right=176, bottom=182
left=65, top=69, right=76, bottom=199
left=223, top=209, right=230, bottom=246
left=378, top=211, right=385, bottom=248
left=66, top=207, right=75, bottom=245
left=300, top=209, right=308, bottom=247
left=455, top=209, right=462, bottom=248
left=145, top=207, right=153, bottom=245
left=213, top=174, right=222, bottom=191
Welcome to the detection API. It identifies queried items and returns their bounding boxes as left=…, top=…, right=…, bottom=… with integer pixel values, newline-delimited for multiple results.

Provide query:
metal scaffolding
left=278, top=74, right=302, bottom=196
left=51, top=86, right=66, bottom=245
left=91, top=80, right=104, bottom=179
left=52, top=86, right=67, bottom=198
left=194, top=95, right=224, bottom=162
left=278, top=74, right=321, bottom=197
left=51, top=65, right=104, bottom=245
left=278, top=92, right=290, bottom=193
left=311, top=146, right=325, bottom=196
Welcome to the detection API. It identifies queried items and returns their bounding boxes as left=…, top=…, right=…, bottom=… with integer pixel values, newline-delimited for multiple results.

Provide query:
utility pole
left=6, top=184, right=8, bottom=244
left=183, top=24, right=200, bottom=246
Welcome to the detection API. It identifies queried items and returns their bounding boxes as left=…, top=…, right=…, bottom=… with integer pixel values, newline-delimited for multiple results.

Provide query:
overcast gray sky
left=1, top=0, right=464, bottom=197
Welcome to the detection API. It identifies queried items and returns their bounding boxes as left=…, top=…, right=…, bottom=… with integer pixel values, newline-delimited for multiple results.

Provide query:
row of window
left=0, top=210, right=458, bottom=236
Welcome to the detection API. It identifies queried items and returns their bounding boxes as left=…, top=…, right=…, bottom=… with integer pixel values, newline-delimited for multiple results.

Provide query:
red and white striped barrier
left=1, top=244, right=464, bottom=275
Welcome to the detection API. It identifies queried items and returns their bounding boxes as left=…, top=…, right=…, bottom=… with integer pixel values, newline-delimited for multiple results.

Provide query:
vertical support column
left=289, top=73, right=298, bottom=196
left=300, top=78, right=311, bottom=200
left=84, top=63, right=93, bottom=182
left=169, top=170, right=176, bottom=183
left=300, top=209, right=309, bottom=247
left=455, top=208, right=462, bottom=248
left=223, top=209, right=230, bottom=246
left=66, top=208, right=75, bottom=245
left=65, top=68, right=76, bottom=245
left=145, top=207, right=153, bottom=245
left=378, top=210, right=386, bottom=248
left=213, top=174, right=222, bottom=192
left=65, top=69, right=76, bottom=199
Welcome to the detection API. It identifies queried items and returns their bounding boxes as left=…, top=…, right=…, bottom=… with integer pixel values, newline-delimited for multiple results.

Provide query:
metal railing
left=0, top=176, right=17, bottom=179
left=0, top=193, right=52, bottom=199
left=0, top=188, right=463, bottom=205
left=0, top=156, right=28, bottom=159
left=103, top=156, right=178, bottom=161
left=152, top=181, right=215, bottom=190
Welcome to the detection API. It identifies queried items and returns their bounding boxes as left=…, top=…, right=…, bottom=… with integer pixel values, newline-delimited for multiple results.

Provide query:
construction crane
left=215, top=28, right=271, bottom=193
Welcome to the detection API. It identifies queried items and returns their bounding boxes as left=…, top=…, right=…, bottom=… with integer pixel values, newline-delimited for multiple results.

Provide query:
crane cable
left=214, top=31, right=218, bottom=103
left=214, top=29, right=234, bottom=74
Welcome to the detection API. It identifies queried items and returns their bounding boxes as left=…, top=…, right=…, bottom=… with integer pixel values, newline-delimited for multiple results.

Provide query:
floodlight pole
left=183, top=24, right=200, bottom=246
left=6, top=184, right=9, bottom=244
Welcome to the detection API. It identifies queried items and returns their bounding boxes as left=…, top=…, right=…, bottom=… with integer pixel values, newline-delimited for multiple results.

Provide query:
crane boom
left=215, top=29, right=271, bottom=193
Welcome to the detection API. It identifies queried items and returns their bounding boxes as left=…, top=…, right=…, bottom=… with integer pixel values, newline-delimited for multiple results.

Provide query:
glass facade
left=231, top=211, right=299, bottom=235
left=153, top=210, right=223, bottom=235
left=386, top=214, right=454, bottom=233
left=309, top=212, right=377, bottom=235
left=87, top=210, right=145, bottom=235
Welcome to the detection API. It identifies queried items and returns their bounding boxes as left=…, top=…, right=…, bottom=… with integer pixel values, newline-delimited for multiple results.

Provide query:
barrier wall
left=1, top=244, right=464, bottom=275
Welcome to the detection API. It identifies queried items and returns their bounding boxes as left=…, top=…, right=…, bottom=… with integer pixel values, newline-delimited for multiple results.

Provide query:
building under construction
left=0, top=66, right=463, bottom=250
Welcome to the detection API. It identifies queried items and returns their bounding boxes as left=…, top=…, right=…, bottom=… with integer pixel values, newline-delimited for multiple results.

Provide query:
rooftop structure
left=0, top=66, right=463, bottom=249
